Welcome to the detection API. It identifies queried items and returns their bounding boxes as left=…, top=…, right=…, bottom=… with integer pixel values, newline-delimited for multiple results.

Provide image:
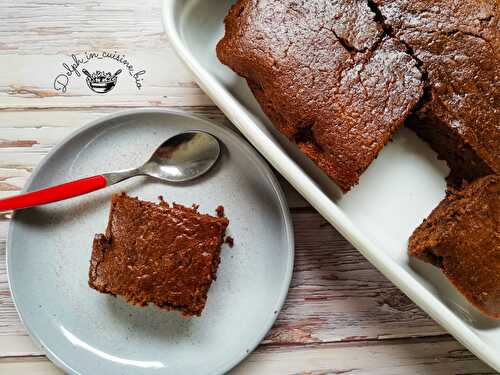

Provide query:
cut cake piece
left=216, top=0, right=423, bottom=191
left=409, top=175, right=500, bottom=319
left=89, top=193, right=229, bottom=317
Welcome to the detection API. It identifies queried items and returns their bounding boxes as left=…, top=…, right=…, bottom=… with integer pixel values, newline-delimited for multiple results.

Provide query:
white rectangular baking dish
left=163, top=0, right=500, bottom=371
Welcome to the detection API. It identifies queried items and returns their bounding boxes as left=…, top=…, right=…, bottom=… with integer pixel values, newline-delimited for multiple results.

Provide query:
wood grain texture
left=0, top=0, right=493, bottom=373
left=234, top=338, right=496, bottom=375
left=265, top=213, right=444, bottom=345
left=0, top=0, right=212, bottom=109
left=0, top=338, right=494, bottom=375
left=0, top=357, right=64, bottom=375
left=0, top=0, right=165, bottom=54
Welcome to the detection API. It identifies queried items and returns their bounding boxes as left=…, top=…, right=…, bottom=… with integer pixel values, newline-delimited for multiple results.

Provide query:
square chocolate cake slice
left=89, top=193, right=229, bottom=316
left=216, top=0, right=423, bottom=191
left=409, top=175, right=500, bottom=319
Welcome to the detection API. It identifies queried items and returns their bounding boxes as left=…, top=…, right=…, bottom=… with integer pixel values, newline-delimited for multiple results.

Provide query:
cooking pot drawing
left=82, top=68, right=122, bottom=94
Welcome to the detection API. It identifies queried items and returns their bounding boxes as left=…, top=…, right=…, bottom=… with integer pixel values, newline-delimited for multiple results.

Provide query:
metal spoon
left=0, top=131, right=220, bottom=211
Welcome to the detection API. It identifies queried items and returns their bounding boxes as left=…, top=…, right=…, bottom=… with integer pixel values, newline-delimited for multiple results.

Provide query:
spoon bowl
left=144, top=132, right=220, bottom=182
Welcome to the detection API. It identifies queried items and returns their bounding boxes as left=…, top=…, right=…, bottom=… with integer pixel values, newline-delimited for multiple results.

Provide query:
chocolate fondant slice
left=89, top=193, right=229, bottom=316
left=409, top=176, right=500, bottom=319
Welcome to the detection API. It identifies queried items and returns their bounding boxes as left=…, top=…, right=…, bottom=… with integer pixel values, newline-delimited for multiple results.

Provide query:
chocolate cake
left=217, top=0, right=499, bottom=191
left=89, top=193, right=229, bottom=316
left=409, top=175, right=500, bottom=319
left=371, top=0, right=500, bottom=184
left=217, top=0, right=423, bottom=191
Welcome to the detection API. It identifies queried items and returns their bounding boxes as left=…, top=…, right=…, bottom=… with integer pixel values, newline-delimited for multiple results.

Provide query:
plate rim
left=7, top=107, right=295, bottom=375
left=162, top=0, right=500, bottom=371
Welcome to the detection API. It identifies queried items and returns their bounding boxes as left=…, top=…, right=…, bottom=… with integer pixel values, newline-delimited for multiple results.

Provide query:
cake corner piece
left=408, top=175, right=500, bottom=319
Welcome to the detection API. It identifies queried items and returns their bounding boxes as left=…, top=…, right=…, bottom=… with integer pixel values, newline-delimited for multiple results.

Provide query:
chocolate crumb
left=158, top=195, right=169, bottom=207
left=225, top=235, right=234, bottom=248
left=216, top=205, right=225, bottom=218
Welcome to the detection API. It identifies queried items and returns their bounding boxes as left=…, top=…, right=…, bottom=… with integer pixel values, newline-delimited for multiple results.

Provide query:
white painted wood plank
left=0, top=336, right=42, bottom=358
left=0, top=0, right=165, bottom=54
left=0, top=34, right=210, bottom=109
left=0, top=87, right=213, bottom=109
left=233, top=339, right=495, bottom=375
left=0, top=0, right=217, bottom=109
left=0, top=357, right=63, bottom=375
left=264, top=213, right=444, bottom=345
left=0, top=338, right=493, bottom=375
left=0, top=108, right=227, bottom=128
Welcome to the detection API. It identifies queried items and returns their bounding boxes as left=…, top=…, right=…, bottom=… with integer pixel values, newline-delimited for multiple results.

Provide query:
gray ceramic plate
left=7, top=109, right=294, bottom=375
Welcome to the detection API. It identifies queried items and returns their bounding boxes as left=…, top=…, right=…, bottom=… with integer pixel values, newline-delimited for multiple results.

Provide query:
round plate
left=7, top=109, right=294, bottom=375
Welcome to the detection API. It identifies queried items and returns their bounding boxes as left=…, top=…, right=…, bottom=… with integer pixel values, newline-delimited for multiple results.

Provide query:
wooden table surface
left=0, top=1, right=495, bottom=374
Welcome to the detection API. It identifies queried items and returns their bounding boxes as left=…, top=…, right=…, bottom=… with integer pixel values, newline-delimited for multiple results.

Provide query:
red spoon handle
left=0, top=175, right=108, bottom=211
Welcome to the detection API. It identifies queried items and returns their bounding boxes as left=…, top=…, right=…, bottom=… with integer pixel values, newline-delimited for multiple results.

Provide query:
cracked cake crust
left=216, top=0, right=423, bottom=192
left=371, top=0, right=500, bottom=184
left=217, top=0, right=499, bottom=191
